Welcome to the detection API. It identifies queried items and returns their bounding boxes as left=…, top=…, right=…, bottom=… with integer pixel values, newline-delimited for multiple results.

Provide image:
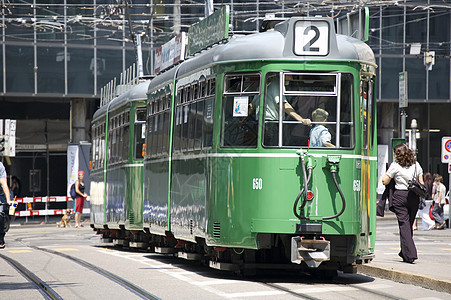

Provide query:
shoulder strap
left=413, top=160, right=420, bottom=180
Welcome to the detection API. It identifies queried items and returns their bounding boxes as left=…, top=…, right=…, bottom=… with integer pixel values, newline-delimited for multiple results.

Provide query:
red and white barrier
left=16, top=196, right=70, bottom=203
left=15, top=196, right=90, bottom=203
left=15, top=208, right=90, bottom=217
left=13, top=196, right=90, bottom=217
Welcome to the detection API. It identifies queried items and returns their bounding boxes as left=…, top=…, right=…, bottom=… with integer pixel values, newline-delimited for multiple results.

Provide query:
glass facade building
left=1, top=1, right=451, bottom=196
left=368, top=3, right=451, bottom=178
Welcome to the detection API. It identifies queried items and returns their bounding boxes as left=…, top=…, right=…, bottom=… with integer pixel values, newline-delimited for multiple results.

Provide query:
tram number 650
left=252, top=178, right=263, bottom=190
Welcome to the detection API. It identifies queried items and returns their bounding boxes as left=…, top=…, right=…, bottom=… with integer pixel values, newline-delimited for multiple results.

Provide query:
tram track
left=2, top=236, right=161, bottom=300
left=257, top=273, right=409, bottom=300
left=29, top=245, right=161, bottom=300
left=0, top=253, right=62, bottom=300
left=260, top=281, right=321, bottom=300
left=336, top=281, right=406, bottom=300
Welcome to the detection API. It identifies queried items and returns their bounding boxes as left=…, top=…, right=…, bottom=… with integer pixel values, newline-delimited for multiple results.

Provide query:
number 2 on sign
left=294, top=20, right=329, bottom=56
left=253, top=178, right=263, bottom=190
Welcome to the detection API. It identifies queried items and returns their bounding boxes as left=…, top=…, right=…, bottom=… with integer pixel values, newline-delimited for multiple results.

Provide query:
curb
left=357, top=264, right=451, bottom=294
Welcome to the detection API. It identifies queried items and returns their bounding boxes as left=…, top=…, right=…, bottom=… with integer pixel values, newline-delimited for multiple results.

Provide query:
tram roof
left=148, top=17, right=375, bottom=93
left=93, top=80, right=150, bottom=121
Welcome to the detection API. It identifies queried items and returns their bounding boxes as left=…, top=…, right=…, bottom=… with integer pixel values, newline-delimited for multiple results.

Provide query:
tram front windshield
left=263, top=72, right=354, bottom=148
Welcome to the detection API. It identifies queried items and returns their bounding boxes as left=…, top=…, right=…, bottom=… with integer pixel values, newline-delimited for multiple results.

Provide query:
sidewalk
left=358, top=211, right=451, bottom=294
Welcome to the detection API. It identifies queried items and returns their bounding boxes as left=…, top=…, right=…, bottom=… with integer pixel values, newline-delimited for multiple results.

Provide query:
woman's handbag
left=408, top=162, right=427, bottom=198
left=419, top=198, right=426, bottom=210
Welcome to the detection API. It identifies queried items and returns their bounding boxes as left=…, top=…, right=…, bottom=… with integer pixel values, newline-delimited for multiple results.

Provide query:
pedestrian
left=0, top=162, right=17, bottom=249
left=431, top=174, right=447, bottom=230
left=382, top=143, right=423, bottom=264
left=74, top=170, right=88, bottom=228
left=10, top=175, right=21, bottom=198
left=418, top=172, right=435, bottom=230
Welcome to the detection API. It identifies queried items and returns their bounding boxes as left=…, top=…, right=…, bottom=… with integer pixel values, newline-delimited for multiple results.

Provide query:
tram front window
left=263, top=72, right=354, bottom=148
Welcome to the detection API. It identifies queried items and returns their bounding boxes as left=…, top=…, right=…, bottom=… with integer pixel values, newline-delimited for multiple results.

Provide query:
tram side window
left=154, top=101, right=161, bottom=155
left=174, top=77, right=216, bottom=152
left=92, top=124, right=99, bottom=170
left=98, top=123, right=105, bottom=168
left=135, top=108, right=146, bottom=160
left=108, top=119, right=114, bottom=163
left=162, top=95, right=170, bottom=154
left=194, top=101, right=203, bottom=149
left=174, top=105, right=182, bottom=152
left=361, top=78, right=373, bottom=150
left=221, top=73, right=260, bottom=148
left=204, top=97, right=214, bottom=148
left=147, top=91, right=171, bottom=157
left=122, top=112, right=130, bottom=161
left=262, top=72, right=353, bottom=148
left=107, top=113, right=127, bottom=164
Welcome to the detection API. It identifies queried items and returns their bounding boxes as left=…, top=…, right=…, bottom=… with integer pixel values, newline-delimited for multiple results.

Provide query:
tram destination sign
left=187, top=5, right=229, bottom=56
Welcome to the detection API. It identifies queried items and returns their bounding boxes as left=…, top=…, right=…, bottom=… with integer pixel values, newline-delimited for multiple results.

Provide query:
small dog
left=57, top=209, right=72, bottom=228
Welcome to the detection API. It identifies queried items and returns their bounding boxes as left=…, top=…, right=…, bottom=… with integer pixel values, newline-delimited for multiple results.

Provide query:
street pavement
left=6, top=212, right=451, bottom=294
left=358, top=210, right=451, bottom=294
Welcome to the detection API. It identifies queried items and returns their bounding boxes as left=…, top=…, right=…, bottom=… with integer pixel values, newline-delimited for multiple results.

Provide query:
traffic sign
left=399, top=71, right=408, bottom=108
left=441, top=136, right=451, bottom=163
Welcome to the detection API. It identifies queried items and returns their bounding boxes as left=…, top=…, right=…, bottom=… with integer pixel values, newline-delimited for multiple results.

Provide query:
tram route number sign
left=441, top=136, right=451, bottom=163
left=294, top=20, right=329, bottom=56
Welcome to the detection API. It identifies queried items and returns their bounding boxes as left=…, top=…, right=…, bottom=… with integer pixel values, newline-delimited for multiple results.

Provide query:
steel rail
left=260, top=281, right=322, bottom=300
left=0, top=253, right=63, bottom=300
left=29, top=246, right=160, bottom=300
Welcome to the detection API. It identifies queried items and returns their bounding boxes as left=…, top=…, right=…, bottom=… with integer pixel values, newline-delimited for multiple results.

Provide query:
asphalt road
left=0, top=217, right=450, bottom=299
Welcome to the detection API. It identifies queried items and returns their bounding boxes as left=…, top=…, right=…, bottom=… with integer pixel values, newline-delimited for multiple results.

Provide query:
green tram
left=91, top=80, right=149, bottom=238
left=93, top=14, right=377, bottom=274
left=142, top=16, right=376, bottom=274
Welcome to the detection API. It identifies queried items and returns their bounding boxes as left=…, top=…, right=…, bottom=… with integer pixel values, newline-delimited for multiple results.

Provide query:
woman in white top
left=382, top=144, right=424, bottom=264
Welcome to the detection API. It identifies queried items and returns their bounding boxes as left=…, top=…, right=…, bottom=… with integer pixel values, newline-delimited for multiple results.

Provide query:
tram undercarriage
left=94, top=226, right=372, bottom=276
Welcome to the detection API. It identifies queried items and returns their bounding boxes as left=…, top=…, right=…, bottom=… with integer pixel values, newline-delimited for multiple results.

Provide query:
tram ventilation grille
left=213, top=222, right=221, bottom=239
left=128, top=211, right=135, bottom=225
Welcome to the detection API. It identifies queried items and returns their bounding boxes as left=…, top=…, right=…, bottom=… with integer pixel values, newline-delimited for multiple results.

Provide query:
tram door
left=360, top=76, right=375, bottom=243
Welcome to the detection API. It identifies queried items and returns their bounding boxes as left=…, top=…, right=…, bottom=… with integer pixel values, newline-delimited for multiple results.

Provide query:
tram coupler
left=291, top=236, right=330, bottom=268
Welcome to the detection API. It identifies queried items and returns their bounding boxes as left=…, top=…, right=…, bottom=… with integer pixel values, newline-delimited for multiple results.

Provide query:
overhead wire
left=1, top=1, right=450, bottom=50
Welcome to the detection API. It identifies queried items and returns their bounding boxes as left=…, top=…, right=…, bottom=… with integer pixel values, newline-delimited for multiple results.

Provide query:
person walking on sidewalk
left=0, top=162, right=16, bottom=249
left=382, top=144, right=424, bottom=264
left=419, top=172, right=435, bottom=230
left=431, top=174, right=447, bottom=230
